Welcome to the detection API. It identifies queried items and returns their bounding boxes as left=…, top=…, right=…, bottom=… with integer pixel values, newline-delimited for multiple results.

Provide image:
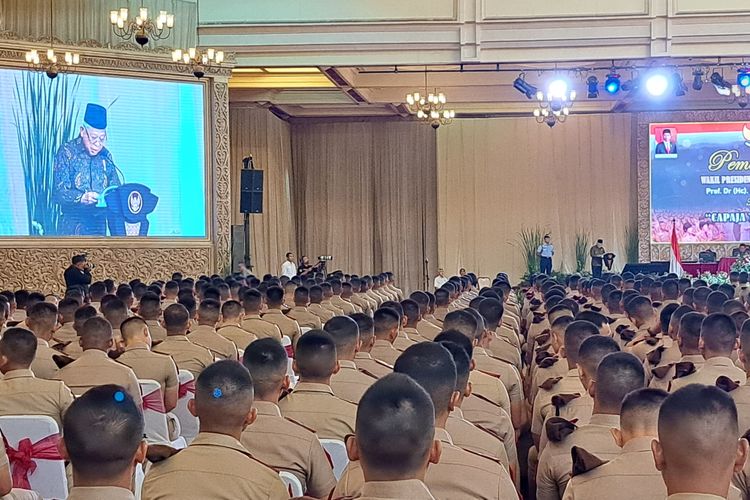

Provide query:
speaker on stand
left=240, top=155, right=263, bottom=272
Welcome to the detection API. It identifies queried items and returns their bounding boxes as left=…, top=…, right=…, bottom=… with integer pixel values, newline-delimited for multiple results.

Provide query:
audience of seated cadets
left=54, top=316, right=141, bottom=406
left=329, top=279, right=359, bottom=315
left=101, top=297, right=131, bottom=348
left=61, top=305, right=98, bottom=360
left=215, top=299, right=256, bottom=351
left=529, top=313, right=575, bottom=405
left=52, top=297, right=79, bottom=345
left=562, top=388, right=668, bottom=500
left=348, top=278, right=372, bottom=315
left=369, top=308, right=402, bottom=366
left=380, top=301, right=418, bottom=351
left=261, top=286, right=302, bottom=345
left=142, top=360, right=288, bottom=499
left=324, top=316, right=377, bottom=403
left=0, top=327, right=74, bottom=429
left=348, top=312, right=393, bottom=378
left=644, top=304, right=689, bottom=384
left=26, top=302, right=62, bottom=379
left=320, top=282, right=345, bottom=317
left=240, top=338, right=336, bottom=498
left=345, top=373, right=438, bottom=499
left=478, top=298, right=522, bottom=370
left=407, top=291, right=442, bottom=340
left=117, top=317, right=179, bottom=412
left=152, top=303, right=214, bottom=379
left=286, top=286, right=323, bottom=330
left=537, top=351, right=647, bottom=500
left=240, top=289, right=282, bottom=341
left=624, top=295, right=663, bottom=362
left=278, top=330, right=357, bottom=440
left=334, top=342, right=517, bottom=499
left=135, top=292, right=167, bottom=344
left=307, top=285, right=335, bottom=323
left=399, top=299, right=430, bottom=343
left=187, top=299, right=238, bottom=361
left=670, top=312, right=747, bottom=391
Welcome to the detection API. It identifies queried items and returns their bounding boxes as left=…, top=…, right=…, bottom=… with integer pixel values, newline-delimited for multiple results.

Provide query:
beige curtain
left=229, top=106, right=296, bottom=277
left=436, top=114, right=635, bottom=284
left=1, top=0, right=197, bottom=49
left=290, top=120, right=438, bottom=293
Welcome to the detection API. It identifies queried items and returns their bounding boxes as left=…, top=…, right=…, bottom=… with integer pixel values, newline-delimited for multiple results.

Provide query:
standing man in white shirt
left=537, top=234, right=554, bottom=275
left=281, top=252, right=297, bottom=278
left=434, top=268, right=449, bottom=290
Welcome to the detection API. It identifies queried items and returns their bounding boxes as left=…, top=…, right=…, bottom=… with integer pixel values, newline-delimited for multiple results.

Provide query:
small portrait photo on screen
left=654, top=127, right=678, bottom=157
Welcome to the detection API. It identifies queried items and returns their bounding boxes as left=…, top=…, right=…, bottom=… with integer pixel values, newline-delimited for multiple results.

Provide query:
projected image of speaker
left=240, top=158, right=264, bottom=214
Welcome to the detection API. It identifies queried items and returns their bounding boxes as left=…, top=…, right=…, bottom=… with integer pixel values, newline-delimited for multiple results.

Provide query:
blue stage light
left=738, top=69, right=750, bottom=88
left=604, top=73, right=620, bottom=94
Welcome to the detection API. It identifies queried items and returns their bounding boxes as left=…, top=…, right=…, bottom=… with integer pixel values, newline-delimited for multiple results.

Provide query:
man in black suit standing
left=63, top=254, right=92, bottom=294
left=655, top=129, right=677, bottom=155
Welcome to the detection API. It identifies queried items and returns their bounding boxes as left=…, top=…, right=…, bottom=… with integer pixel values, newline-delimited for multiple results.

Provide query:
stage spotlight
left=513, top=74, right=538, bottom=99
left=692, top=69, right=704, bottom=91
left=586, top=76, right=599, bottom=98
left=738, top=68, right=750, bottom=88
left=672, top=72, right=687, bottom=96
left=548, top=78, right=569, bottom=99
left=710, top=71, right=732, bottom=89
left=604, top=72, right=621, bottom=94
left=645, top=73, right=669, bottom=97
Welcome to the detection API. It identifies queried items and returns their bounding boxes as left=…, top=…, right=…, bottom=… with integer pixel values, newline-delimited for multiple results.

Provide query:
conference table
left=681, top=258, right=735, bottom=276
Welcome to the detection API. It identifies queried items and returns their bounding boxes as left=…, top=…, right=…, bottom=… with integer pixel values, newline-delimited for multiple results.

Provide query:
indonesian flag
left=669, top=220, right=684, bottom=276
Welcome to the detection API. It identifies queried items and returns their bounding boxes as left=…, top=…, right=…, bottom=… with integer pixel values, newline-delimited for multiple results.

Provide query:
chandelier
left=405, top=68, right=455, bottom=129
left=110, top=5, right=174, bottom=46
left=172, top=48, right=224, bottom=78
left=533, top=78, right=576, bottom=127
left=24, top=0, right=80, bottom=79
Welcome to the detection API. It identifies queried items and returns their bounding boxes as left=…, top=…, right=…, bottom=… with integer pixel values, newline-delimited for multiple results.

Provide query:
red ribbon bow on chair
left=142, top=390, right=167, bottom=414
left=284, top=345, right=294, bottom=358
left=4, top=434, right=63, bottom=489
left=178, top=380, right=196, bottom=399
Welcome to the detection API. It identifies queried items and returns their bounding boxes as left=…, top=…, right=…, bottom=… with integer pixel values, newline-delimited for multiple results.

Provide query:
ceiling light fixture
left=586, top=75, right=599, bottom=98
left=110, top=3, right=174, bottom=46
left=24, top=0, right=80, bottom=79
left=404, top=67, right=455, bottom=129
left=513, top=73, right=538, bottom=99
left=533, top=77, right=575, bottom=127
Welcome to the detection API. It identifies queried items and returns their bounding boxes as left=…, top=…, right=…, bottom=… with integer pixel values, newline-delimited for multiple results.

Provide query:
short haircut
left=194, top=360, right=254, bottom=427
left=295, top=330, right=338, bottom=379
left=563, top=320, right=600, bottom=365
left=242, top=289, right=263, bottom=311
left=309, top=286, right=324, bottom=303
left=578, top=335, right=621, bottom=377
left=575, top=311, right=608, bottom=329
left=401, top=299, right=421, bottom=324
left=477, top=299, right=504, bottom=328
left=443, top=310, right=479, bottom=341
left=434, top=329, right=474, bottom=359
left=625, top=295, right=654, bottom=320
left=101, top=298, right=129, bottom=328
left=356, top=374, right=435, bottom=477
left=265, top=286, right=285, bottom=306
left=221, top=300, right=243, bottom=319
left=595, top=352, right=646, bottom=412
left=294, top=286, right=310, bottom=304
left=438, top=340, right=471, bottom=392
left=701, top=313, right=738, bottom=354
left=323, top=316, right=360, bottom=356
left=198, top=299, right=221, bottom=323
left=80, top=316, right=114, bottom=347
left=661, top=279, right=679, bottom=298
left=242, top=338, right=287, bottom=397
left=679, top=312, right=705, bottom=350
left=693, top=286, right=712, bottom=308
left=349, top=313, right=374, bottom=342
left=658, top=384, right=739, bottom=478
left=26, top=302, right=58, bottom=332
left=0, top=327, right=37, bottom=366
left=659, top=303, right=681, bottom=334
left=620, top=388, right=668, bottom=435
left=707, top=291, right=730, bottom=314
left=63, top=385, right=144, bottom=479
left=120, top=316, right=147, bottom=342
left=724, top=300, right=746, bottom=316
left=58, top=297, right=79, bottom=319
left=393, top=343, right=456, bottom=415
left=373, top=308, right=400, bottom=336
left=163, top=303, right=190, bottom=333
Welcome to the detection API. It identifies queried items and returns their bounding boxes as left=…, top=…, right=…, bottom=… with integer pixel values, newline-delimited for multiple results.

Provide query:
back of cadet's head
left=198, top=299, right=221, bottom=324
left=393, top=342, right=456, bottom=415
left=120, top=316, right=147, bottom=343
left=349, top=313, right=374, bottom=342
left=443, top=309, right=480, bottom=341
left=563, top=320, right=600, bottom=365
left=62, top=385, right=145, bottom=480
left=659, top=303, right=680, bottom=334
left=163, top=303, right=190, bottom=334
left=26, top=301, right=58, bottom=333
left=476, top=298, right=504, bottom=327
left=707, top=291, right=730, bottom=314
left=624, top=295, right=654, bottom=320
left=594, top=352, right=645, bottom=412
left=373, top=308, right=400, bottom=336
left=701, top=313, right=738, bottom=355
left=242, top=338, right=288, bottom=398
left=400, top=299, right=421, bottom=324
left=294, top=330, right=338, bottom=379
left=324, top=315, right=360, bottom=357
left=0, top=327, right=37, bottom=367
left=434, top=329, right=474, bottom=360
left=437, top=340, right=471, bottom=393
left=679, top=311, right=705, bottom=350
left=619, top=388, right=668, bottom=436
left=354, top=373, right=435, bottom=479
left=221, top=299, right=243, bottom=319
left=577, top=335, right=620, bottom=378
left=194, top=360, right=254, bottom=428
left=80, top=316, right=114, bottom=350
left=101, top=298, right=129, bottom=328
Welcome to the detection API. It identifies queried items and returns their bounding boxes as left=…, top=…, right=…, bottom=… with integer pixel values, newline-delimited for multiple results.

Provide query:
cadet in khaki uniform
left=381, top=302, right=419, bottom=352
left=216, top=300, right=256, bottom=351
left=400, top=299, right=432, bottom=344
left=726, top=321, right=750, bottom=433
left=330, top=279, right=358, bottom=315
left=52, top=297, right=78, bottom=344
left=152, top=303, right=214, bottom=379
left=342, top=373, right=438, bottom=500
left=671, top=313, right=747, bottom=392
left=324, top=316, right=377, bottom=403
left=240, top=338, right=336, bottom=498
left=478, top=299, right=523, bottom=370
left=649, top=311, right=707, bottom=390
left=530, top=316, right=575, bottom=405
left=0, top=328, right=74, bottom=429
left=349, top=278, right=373, bottom=315
left=260, top=286, right=302, bottom=346
left=63, top=305, right=98, bottom=361
left=432, top=289, right=451, bottom=324
left=136, top=292, right=167, bottom=344
left=369, top=308, right=402, bottom=366
left=55, top=317, right=142, bottom=406
left=187, top=299, right=238, bottom=361
left=285, top=286, right=323, bottom=329
left=142, top=361, right=288, bottom=499
left=117, top=317, right=179, bottom=412
left=537, top=352, right=646, bottom=500
left=278, top=330, right=357, bottom=440
left=320, top=283, right=345, bottom=316
left=59, top=385, right=147, bottom=500
left=623, top=296, right=663, bottom=362
left=409, top=291, right=442, bottom=341
left=308, top=285, right=335, bottom=323
left=26, top=302, right=61, bottom=380
left=239, top=289, right=282, bottom=341
left=335, top=343, right=517, bottom=499
left=562, top=388, right=669, bottom=500
left=653, top=385, right=748, bottom=500
left=350, top=313, right=393, bottom=378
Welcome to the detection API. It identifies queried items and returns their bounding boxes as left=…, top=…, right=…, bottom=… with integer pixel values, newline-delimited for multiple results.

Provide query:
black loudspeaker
left=240, top=169, right=263, bottom=214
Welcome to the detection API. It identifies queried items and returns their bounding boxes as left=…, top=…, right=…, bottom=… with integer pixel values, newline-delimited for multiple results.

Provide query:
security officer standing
left=538, top=234, right=555, bottom=275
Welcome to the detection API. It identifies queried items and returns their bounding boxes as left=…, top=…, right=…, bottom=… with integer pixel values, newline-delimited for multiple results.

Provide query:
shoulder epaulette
left=471, top=392, right=501, bottom=409
left=570, top=446, right=608, bottom=477
left=52, top=354, right=75, bottom=369
left=605, top=316, right=617, bottom=324
left=617, top=327, right=636, bottom=343
left=652, top=301, right=663, bottom=308
left=590, top=305, right=602, bottom=312
left=545, top=416, right=577, bottom=443
left=285, top=416, right=318, bottom=434
left=552, top=393, right=581, bottom=415
left=537, top=355, right=559, bottom=369
left=651, top=363, right=674, bottom=379
left=716, top=375, right=741, bottom=393
left=51, top=341, right=70, bottom=352
left=535, top=350, right=553, bottom=365
left=577, top=297, right=588, bottom=305
left=646, top=346, right=666, bottom=366
left=461, top=446, right=504, bottom=466
left=673, top=361, right=696, bottom=379
left=539, top=376, right=563, bottom=390
left=146, top=444, right=181, bottom=463
left=532, top=314, right=545, bottom=324
left=535, top=330, right=551, bottom=346
left=358, top=368, right=379, bottom=380
left=582, top=303, right=592, bottom=310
